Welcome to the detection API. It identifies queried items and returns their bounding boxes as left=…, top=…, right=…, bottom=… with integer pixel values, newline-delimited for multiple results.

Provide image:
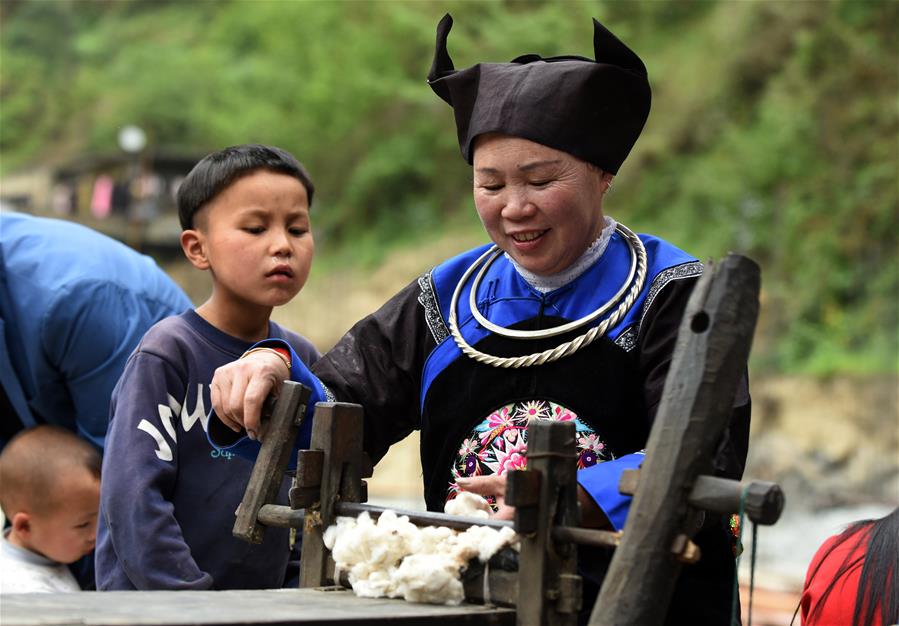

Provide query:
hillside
left=2, top=0, right=897, bottom=373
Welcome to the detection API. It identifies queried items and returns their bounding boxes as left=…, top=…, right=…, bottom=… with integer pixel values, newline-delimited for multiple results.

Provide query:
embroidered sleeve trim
left=417, top=271, right=450, bottom=345
left=614, top=326, right=638, bottom=352
left=321, top=383, right=336, bottom=403
left=636, top=260, right=704, bottom=338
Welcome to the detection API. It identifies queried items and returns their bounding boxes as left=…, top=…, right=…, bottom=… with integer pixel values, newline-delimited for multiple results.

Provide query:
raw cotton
left=322, top=508, right=518, bottom=605
left=444, top=491, right=493, bottom=519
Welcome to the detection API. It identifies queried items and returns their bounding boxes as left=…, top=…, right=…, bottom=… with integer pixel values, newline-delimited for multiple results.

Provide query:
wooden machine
left=233, top=254, right=785, bottom=626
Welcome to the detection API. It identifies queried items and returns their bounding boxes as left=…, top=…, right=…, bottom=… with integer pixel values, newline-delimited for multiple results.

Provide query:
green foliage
left=1, top=0, right=896, bottom=374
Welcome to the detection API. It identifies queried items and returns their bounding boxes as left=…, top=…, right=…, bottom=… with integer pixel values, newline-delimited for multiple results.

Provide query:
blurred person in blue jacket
left=0, top=211, right=191, bottom=452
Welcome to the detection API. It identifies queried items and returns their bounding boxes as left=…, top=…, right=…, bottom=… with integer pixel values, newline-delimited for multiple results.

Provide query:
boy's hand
left=211, top=351, right=289, bottom=440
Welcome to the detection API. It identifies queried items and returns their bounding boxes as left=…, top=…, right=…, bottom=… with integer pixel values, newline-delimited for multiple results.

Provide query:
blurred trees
left=1, top=0, right=896, bottom=373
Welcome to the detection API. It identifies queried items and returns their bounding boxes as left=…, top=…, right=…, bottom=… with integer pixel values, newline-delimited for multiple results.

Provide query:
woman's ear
left=181, top=229, right=210, bottom=271
left=601, top=172, right=614, bottom=195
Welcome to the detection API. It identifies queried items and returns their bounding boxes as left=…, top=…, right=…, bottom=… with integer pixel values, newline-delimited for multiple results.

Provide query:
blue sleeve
left=576, top=452, right=644, bottom=531
left=207, top=339, right=327, bottom=468
left=96, top=352, right=213, bottom=590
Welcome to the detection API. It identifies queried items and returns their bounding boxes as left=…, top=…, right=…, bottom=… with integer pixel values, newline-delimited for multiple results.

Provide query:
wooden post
left=590, top=254, right=761, bottom=626
left=509, top=419, right=581, bottom=626
left=232, top=381, right=310, bottom=544
left=299, top=402, right=365, bottom=588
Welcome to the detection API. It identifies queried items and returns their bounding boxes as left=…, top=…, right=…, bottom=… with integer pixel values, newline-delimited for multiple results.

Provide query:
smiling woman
left=209, top=15, right=751, bottom=624
left=472, top=134, right=612, bottom=277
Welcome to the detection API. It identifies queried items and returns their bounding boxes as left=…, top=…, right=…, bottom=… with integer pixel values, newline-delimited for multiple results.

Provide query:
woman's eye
left=481, top=184, right=504, bottom=192
left=530, top=180, right=551, bottom=187
left=243, top=226, right=265, bottom=234
left=288, top=227, right=307, bottom=237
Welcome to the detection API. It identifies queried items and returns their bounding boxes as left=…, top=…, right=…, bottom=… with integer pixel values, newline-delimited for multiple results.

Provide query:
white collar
left=508, top=216, right=618, bottom=293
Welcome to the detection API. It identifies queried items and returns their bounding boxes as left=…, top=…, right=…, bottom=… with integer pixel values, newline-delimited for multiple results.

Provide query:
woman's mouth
left=510, top=229, right=548, bottom=243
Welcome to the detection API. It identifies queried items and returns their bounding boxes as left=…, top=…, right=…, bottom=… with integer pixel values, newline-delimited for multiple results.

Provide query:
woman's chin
left=508, top=253, right=569, bottom=277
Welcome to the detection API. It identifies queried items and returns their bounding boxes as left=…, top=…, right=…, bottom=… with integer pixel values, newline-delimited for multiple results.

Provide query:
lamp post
left=117, top=124, right=147, bottom=250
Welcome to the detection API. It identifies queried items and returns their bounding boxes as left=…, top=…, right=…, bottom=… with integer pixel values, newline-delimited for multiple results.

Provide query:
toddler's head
left=0, top=426, right=101, bottom=564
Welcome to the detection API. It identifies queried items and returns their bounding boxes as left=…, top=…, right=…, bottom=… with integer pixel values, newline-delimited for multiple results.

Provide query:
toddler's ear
left=11, top=511, right=32, bottom=538
left=181, top=229, right=210, bottom=271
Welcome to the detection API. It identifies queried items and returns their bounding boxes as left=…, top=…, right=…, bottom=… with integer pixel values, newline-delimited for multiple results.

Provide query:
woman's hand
left=455, top=474, right=515, bottom=520
left=457, top=473, right=614, bottom=529
left=210, top=351, right=289, bottom=440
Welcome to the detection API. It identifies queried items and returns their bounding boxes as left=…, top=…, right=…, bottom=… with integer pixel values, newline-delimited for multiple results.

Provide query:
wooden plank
left=233, top=382, right=311, bottom=544
left=299, top=402, right=365, bottom=588
left=0, top=589, right=515, bottom=626
left=590, top=254, right=761, bottom=626
left=463, top=566, right=519, bottom=607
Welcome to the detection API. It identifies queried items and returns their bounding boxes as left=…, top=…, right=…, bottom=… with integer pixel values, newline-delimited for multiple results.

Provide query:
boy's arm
left=97, top=351, right=213, bottom=590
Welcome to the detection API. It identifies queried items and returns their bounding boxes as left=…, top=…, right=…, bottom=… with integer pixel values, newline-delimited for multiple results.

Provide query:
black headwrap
left=427, top=14, right=651, bottom=174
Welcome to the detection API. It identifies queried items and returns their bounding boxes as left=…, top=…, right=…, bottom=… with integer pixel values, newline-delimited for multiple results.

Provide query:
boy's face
left=191, top=170, right=314, bottom=310
left=28, top=470, right=99, bottom=564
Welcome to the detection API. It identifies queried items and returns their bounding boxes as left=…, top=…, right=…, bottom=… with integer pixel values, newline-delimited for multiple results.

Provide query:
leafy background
left=2, top=0, right=896, bottom=373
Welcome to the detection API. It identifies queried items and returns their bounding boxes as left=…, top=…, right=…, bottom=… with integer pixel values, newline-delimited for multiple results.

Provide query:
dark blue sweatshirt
left=96, top=310, right=318, bottom=590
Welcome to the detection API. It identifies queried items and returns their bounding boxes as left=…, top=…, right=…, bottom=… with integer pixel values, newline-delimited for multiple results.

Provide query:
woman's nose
left=500, top=188, right=537, bottom=220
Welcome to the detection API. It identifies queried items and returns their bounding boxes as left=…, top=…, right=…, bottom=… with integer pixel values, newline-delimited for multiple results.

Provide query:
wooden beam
left=590, top=254, right=761, bottom=626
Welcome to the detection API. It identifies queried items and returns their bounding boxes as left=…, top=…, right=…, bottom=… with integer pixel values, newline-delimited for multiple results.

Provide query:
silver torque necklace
left=448, top=223, right=647, bottom=369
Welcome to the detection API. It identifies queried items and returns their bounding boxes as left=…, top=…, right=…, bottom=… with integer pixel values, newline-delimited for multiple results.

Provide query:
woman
left=211, top=14, right=750, bottom=624
left=800, top=507, right=899, bottom=626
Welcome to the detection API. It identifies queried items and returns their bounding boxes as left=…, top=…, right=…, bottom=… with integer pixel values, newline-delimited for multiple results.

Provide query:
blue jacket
left=0, top=212, right=191, bottom=450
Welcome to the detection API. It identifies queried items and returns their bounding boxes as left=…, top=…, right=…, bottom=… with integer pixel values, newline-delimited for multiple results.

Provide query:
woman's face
left=472, top=134, right=611, bottom=276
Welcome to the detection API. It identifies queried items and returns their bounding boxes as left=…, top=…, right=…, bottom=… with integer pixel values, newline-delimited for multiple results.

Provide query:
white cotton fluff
left=393, top=553, right=465, bottom=604
left=444, top=491, right=492, bottom=519
left=323, top=509, right=518, bottom=605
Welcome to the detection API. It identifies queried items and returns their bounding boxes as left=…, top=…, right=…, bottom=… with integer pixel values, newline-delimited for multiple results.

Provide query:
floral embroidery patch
left=446, top=399, right=612, bottom=507
left=729, top=513, right=743, bottom=557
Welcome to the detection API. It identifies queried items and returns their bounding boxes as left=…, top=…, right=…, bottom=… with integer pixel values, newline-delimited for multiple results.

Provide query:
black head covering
left=427, top=14, right=651, bottom=174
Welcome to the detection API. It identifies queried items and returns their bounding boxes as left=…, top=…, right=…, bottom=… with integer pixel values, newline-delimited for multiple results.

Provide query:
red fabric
left=801, top=529, right=881, bottom=626
left=269, top=347, right=291, bottom=363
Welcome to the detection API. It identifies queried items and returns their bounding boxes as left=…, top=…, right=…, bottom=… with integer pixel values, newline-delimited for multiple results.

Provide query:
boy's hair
left=0, top=425, right=101, bottom=517
left=176, top=144, right=315, bottom=230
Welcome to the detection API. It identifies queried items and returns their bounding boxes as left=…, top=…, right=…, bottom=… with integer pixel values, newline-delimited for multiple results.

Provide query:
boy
left=0, top=425, right=101, bottom=593
left=95, top=144, right=319, bottom=590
